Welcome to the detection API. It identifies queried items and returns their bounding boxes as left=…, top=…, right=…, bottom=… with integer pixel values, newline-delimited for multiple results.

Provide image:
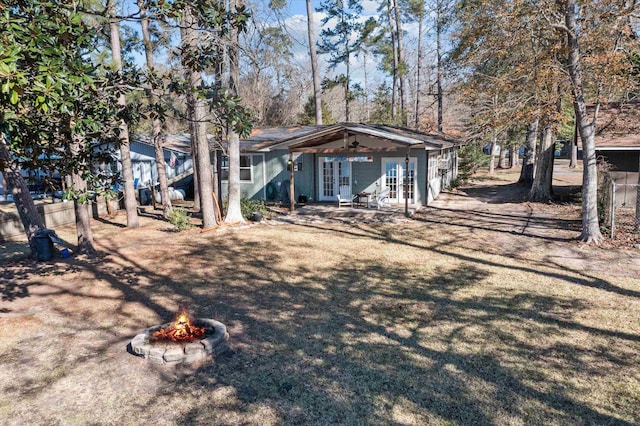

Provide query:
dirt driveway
left=1, top=163, right=639, bottom=425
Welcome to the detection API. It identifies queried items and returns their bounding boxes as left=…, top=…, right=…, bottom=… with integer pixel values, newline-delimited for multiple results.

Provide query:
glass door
left=318, top=158, right=351, bottom=201
left=382, top=158, right=417, bottom=204
left=321, top=160, right=335, bottom=200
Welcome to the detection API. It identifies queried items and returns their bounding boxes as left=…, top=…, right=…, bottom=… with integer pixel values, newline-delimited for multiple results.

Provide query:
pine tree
left=317, top=0, right=363, bottom=122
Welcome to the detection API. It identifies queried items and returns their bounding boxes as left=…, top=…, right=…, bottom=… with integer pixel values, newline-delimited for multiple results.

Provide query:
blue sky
left=250, top=0, right=394, bottom=87
left=286, top=0, right=380, bottom=16
left=118, top=0, right=419, bottom=89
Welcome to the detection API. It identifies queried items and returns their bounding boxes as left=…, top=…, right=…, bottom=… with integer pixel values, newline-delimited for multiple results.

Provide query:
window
left=428, top=152, right=438, bottom=180
left=221, top=155, right=252, bottom=182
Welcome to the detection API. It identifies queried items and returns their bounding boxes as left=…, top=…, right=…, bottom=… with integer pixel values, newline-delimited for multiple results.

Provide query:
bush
left=240, top=198, right=267, bottom=219
left=167, top=207, right=192, bottom=231
left=456, top=142, right=490, bottom=184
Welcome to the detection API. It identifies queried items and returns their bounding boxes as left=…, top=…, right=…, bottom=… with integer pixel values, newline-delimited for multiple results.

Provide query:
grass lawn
left=1, top=165, right=639, bottom=425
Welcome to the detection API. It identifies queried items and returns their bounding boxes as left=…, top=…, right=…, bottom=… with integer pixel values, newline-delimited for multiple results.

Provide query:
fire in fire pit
left=129, top=310, right=229, bottom=365
left=151, top=310, right=205, bottom=342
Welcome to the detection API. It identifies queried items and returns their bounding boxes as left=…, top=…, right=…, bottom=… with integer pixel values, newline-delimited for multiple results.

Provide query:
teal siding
left=220, top=154, right=266, bottom=201
left=220, top=150, right=314, bottom=202
left=220, top=146, right=456, bottom=205
left=264, top=150, right=315, bottom=202
left=321, top=149, right=428, bottom=205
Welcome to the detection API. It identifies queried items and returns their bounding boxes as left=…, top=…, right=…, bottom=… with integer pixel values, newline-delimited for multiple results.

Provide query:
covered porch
left=276, top=123, right=456, bottom=216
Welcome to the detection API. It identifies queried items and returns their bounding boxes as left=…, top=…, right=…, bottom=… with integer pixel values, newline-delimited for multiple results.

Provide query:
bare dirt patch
left=1, top=162, right=639, bottom=425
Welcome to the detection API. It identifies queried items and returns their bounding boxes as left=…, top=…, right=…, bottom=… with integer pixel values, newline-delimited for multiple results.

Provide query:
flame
left=151, top=310, right=206, bottom=342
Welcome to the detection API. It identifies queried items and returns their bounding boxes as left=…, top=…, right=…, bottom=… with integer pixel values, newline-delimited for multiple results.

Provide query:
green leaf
left=9, top=89, right=18, bottom=104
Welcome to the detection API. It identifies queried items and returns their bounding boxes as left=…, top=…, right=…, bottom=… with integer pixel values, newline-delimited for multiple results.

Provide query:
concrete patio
left=269, top=203, right=422, bottom=225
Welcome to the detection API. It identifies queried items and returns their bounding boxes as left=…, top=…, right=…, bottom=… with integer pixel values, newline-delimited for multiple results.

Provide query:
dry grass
left=1, top=164, right=639, bottom=425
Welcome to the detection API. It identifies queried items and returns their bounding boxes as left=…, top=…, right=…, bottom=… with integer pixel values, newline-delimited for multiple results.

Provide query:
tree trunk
left=212, top=43, right=224, bottom=210
left=489, top=132, right=497, bottom=174
left=224, top=0, right=245, bottom=224
left=529, top=121, right=554, bottom=201
left=139, top=0, right=172, bottom=217
left=498, top=142, right=507, bottom=169
left=393, top=0, right=406, bottom=125
left=510, top=144, right=519, bottom=168
left=69, top=135, right=96, bottom=255
left=182, top=4, right=217, bottom=228
left=1, top=173, right=6, bottom=200
left=364, top=52, right=370, bottom=122
left=190, top=124, right=200, bottom=212
left=519, top=119, right=537, bottom=184
left=0, top=135, right=44, bottom=257
left=386, top=0, right=397, bottom=119
left=569, top=120, right=578, bottom=168
left=415, top=9, right=423, bottom=129
left=108, top=0, right=139, bottom=228
left=306, top=0, right=322, bottom=125
left=565, top=0, right=603, bottom=243
left=70, top=173, right=96, bottom=255
left=635, top=155, right=640, bottom=232
left=436, top=0, right=443, bottom=132
left=345, top=37, right=351, bottom=122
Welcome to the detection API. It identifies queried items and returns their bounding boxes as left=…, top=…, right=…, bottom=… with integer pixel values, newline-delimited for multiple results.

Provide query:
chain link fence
left=598, top=166, right=639, bottom=242
left=610, top=180, right=639, bottom=239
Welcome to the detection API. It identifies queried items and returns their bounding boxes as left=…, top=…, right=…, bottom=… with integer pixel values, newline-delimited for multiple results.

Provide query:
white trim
left=596, top=147, right=640, bottom=151
left=318, top=156, right=352, bottom=201
left=221, top=154, right=254, bottom=183
left=381, top=157, right=418, bottom=204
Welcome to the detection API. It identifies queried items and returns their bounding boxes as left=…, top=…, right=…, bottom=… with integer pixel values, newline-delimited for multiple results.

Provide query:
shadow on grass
left=1, top=213, right=638, bottom=424
left=93, top=216, right=128, bottom=228
left=457, top=180, right=582, bottom=206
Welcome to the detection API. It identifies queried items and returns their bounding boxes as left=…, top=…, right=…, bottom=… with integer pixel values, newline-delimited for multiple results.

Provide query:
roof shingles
left=593, top=102, right=640, bottom=149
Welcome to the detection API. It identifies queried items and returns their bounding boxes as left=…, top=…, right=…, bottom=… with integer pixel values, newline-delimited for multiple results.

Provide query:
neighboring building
left=592, top=102, right=640, bottom=208
left=128, top=135, right=194, bottom=192
left=593, top=102, right=640, bottom=171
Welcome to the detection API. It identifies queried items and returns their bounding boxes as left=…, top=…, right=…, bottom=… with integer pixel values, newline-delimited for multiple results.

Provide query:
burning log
left=151, top=310, right=206, bottom=342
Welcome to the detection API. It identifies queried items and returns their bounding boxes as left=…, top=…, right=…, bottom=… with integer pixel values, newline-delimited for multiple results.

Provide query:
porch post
left=289, top=150, right=295, bottom=211
left=405, top=151, right=409, bottom=217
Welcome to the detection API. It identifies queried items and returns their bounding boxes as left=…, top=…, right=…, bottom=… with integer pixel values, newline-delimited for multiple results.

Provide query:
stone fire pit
left=129, top=319, right=229, bottom=365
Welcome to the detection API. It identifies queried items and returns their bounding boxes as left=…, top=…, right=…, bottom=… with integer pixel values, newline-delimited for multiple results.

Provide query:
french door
left=318, top=158, right=351, bottom=201
left=382, top=158, right=417, bottom=204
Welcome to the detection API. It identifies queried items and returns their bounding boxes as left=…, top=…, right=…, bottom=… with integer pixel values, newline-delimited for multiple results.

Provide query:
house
left=225, top=123, right=462, bottom=207
left=593, top=102, right=640, bottom=171
left=592, top=102, right=640, bottom=207
left=128, top=135, right=194, bottom=194
left=131, top=123, right=463, bottom=208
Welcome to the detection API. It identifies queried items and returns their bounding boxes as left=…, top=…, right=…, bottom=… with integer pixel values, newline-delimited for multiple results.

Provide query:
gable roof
left=239, top=125, right=325, bottom=151
left=134, top=133, right=224, bottom=154
left=592, top=102, right=640, bottom=150
left=134, top=134, right=194, bottom=154
left=132, top=123, right=463, bottom=155
left=260, top=123, right=462, bottom=152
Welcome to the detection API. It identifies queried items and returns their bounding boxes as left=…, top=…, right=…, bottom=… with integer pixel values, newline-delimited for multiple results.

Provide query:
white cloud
left=361, top=0, right=379, bottom=16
